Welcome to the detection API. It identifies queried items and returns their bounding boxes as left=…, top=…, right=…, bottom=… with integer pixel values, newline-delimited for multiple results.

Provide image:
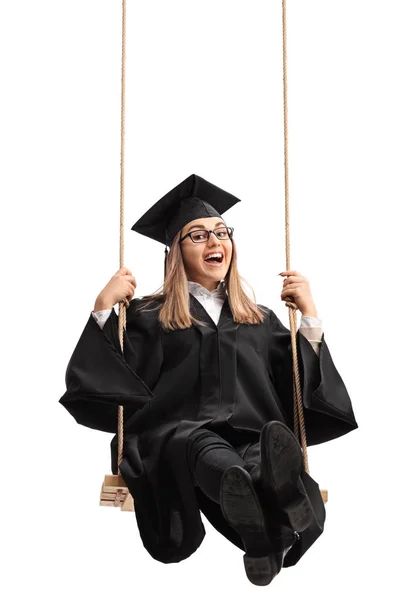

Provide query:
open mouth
left=204, top=255, right=224, bottom=266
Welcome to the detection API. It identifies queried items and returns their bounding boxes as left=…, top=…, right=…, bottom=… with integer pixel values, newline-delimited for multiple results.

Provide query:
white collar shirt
left=187, top=280, right=227, bottom=326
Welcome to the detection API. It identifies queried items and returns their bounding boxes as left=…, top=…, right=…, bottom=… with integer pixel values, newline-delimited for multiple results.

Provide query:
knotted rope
left=281, top=0, right=309, bottom=474
left=116, top=0, right=129, bottom=474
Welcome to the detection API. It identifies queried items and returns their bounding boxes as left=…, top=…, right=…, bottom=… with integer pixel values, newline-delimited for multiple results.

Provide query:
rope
left=281, top=0, right=309, bottom=474
left=117, top=0, right=129, bottom=475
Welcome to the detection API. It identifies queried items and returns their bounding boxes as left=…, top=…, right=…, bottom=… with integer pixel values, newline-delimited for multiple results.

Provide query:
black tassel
left=164, top=246, right=168, bottom=280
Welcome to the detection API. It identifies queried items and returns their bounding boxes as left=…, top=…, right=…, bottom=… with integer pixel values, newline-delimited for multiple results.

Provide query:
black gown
left=59, top=294, right=358, bottom=565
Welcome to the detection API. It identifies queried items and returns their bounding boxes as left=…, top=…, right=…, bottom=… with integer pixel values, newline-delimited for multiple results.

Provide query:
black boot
left=220, top=465, right=284, bottom=586
left=259, top=421, right=313, bottom=533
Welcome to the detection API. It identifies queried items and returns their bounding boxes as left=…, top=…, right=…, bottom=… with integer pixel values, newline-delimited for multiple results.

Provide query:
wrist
left=301, top=307, right=318, bottom=318
left=94, top=295, right=114, bottom=312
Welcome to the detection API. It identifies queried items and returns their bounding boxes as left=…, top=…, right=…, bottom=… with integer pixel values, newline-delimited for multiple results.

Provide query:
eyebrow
left=187, top=221, right=226, bottom=232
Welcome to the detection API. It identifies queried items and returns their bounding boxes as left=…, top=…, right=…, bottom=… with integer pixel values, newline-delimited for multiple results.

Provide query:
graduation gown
left=59, top=294, right=358, bottom=564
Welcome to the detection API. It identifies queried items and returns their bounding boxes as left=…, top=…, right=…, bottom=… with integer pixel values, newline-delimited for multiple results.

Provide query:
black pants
left=186, top=427, right=262, bottom=504
left=186, top=426, right=327, bottom=568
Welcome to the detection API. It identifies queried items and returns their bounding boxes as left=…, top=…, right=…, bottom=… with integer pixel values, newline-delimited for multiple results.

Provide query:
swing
left=99, top=0, right=133, bottom=512
left=99, top=0, right=328, bottom=511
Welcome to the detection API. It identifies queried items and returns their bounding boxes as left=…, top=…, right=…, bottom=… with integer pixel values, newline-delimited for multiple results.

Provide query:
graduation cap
left=131, top=174, right=242, bottom=278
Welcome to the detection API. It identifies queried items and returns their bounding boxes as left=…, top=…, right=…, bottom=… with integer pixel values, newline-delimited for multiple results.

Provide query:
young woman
left=60, top=174, right=358, bottom=587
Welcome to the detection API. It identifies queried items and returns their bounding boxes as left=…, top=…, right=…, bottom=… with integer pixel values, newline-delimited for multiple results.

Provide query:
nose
left=208, top=231, right=221, bottom=244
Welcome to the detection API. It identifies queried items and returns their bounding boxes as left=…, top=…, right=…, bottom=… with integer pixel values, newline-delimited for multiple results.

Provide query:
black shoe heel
left=281, top=482, right=313, bottom=532
left=243, top=554, right=278, bottom=587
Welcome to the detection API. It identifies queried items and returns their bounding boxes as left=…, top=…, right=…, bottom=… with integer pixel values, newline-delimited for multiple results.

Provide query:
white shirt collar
left=188, top=279, right=226, bottom=298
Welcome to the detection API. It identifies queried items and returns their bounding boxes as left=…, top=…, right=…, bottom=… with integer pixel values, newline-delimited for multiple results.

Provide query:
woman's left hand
left=279, top=270, right=318, bottom=317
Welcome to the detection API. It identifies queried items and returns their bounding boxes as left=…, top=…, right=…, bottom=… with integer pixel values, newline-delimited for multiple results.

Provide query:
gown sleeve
left=267, top=309, right=358, bottom=446
left=58, top=301, right=160, bottom=433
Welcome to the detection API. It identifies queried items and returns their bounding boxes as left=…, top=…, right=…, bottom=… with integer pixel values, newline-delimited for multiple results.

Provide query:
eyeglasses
left=179, top=226, right=234, bottom=244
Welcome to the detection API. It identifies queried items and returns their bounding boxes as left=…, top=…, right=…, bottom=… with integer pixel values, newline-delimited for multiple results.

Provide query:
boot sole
left=220, top=465, right=279, bottom=586
left=261, top=422, right=313, bottom=532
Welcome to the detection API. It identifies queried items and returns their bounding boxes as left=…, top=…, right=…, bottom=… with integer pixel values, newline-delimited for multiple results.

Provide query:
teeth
left=204, top=253, right=223, bottom=260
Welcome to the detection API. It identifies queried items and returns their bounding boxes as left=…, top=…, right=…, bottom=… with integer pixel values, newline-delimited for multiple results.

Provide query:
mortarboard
left=131, top=173, right=242, bottom=278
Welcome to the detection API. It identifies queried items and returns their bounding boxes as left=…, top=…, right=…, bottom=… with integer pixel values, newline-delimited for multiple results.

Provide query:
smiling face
left=179, top=216, right=233, bottom=292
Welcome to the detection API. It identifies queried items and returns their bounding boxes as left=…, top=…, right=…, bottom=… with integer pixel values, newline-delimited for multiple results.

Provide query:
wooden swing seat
left=99, top=473, right=327, bottom=513
left=100, top=474, right=135, bottom=511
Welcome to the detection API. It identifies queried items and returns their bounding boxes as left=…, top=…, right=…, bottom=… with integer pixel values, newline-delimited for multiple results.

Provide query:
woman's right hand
left=94, top=267, right=137, bottom=311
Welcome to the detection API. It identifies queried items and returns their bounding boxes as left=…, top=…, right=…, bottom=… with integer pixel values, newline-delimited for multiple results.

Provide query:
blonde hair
left=136, top=230, right=269, bottom=331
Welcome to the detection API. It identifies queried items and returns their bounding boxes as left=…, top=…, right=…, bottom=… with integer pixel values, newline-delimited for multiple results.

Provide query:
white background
left=1, top=1, right=398, bottom=598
